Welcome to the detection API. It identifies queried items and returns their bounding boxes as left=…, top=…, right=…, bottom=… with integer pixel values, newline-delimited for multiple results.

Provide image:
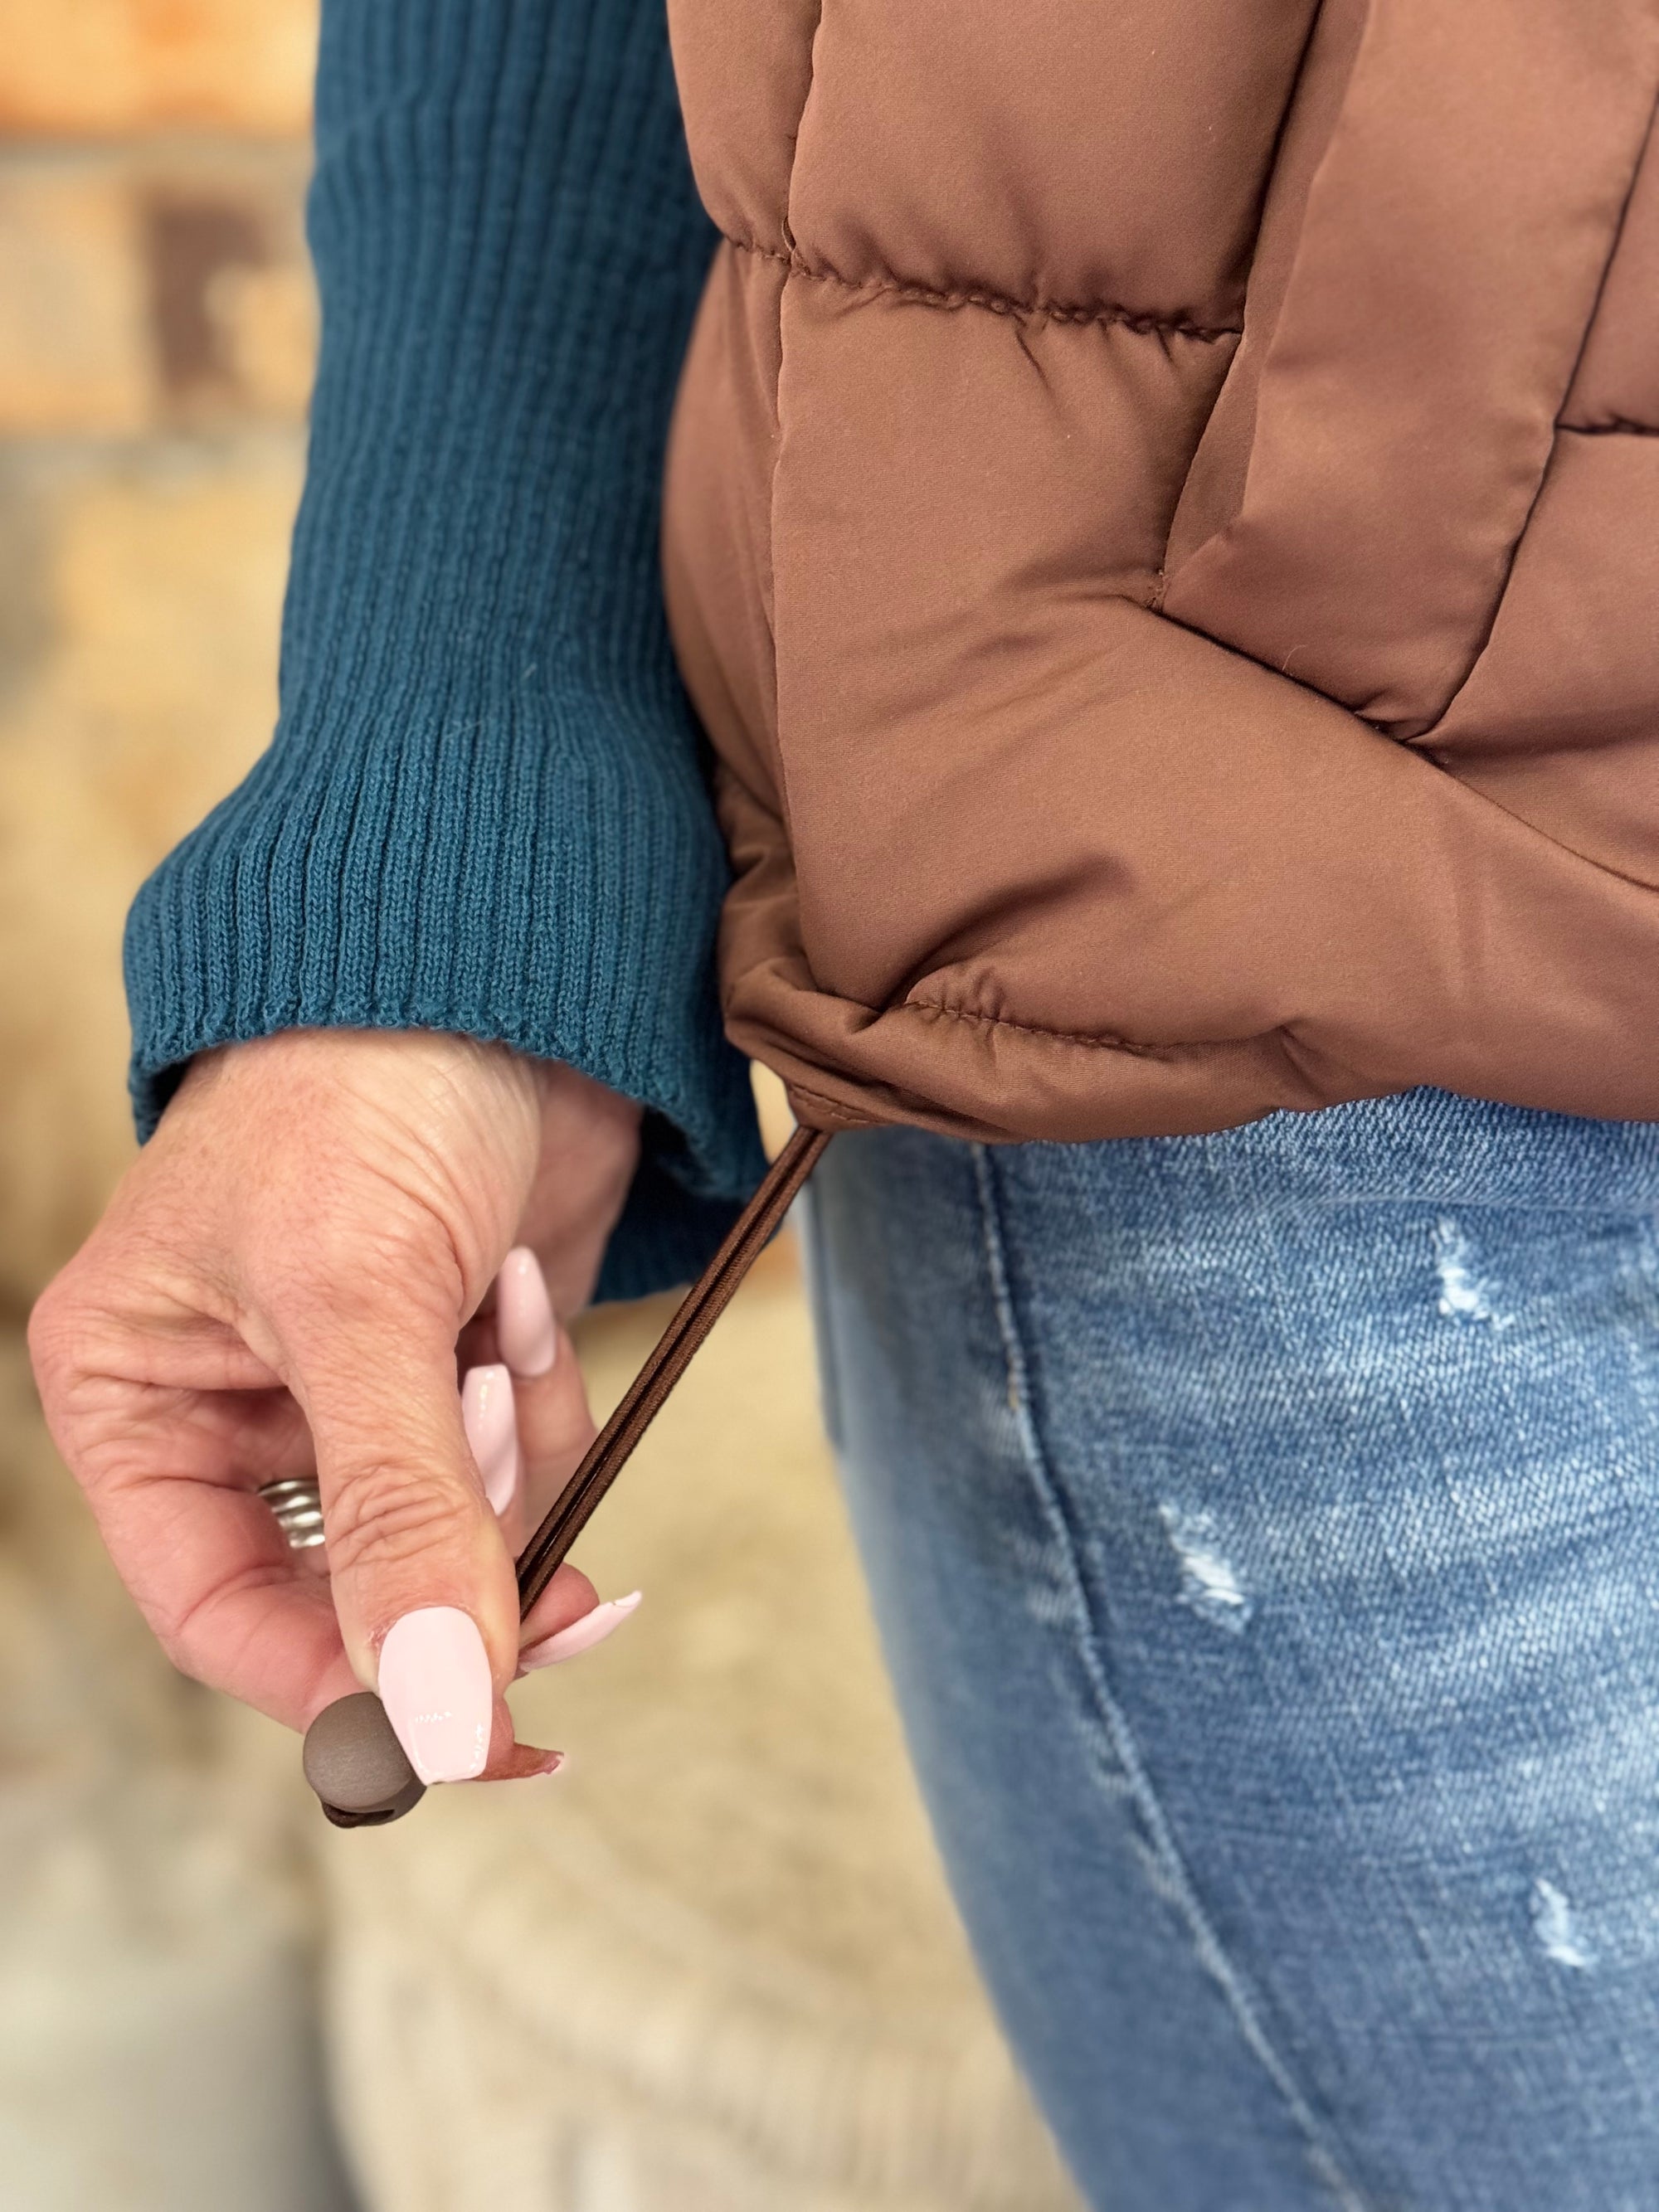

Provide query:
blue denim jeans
left=802, top=1092, right=1659, bottom=2212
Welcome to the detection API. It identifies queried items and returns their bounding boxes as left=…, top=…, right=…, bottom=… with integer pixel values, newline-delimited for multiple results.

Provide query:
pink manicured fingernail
left=518, top=1592, right=642, bottom=1673
left=497, top=1247, right=557, bottom=1377
left=462, top=1363, right=519, bottom=1514
left=377, top=1607, right=493, bottom=1784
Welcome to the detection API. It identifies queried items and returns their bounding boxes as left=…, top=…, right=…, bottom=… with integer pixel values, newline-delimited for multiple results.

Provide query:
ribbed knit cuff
left=124, top=681, right=765, bottom=1301
left=124, top=0, right=766, bottom=1299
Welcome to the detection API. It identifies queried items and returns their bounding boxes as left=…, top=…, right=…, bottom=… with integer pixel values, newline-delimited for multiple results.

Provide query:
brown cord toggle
left=300, top=1125, right=833, bottom=1826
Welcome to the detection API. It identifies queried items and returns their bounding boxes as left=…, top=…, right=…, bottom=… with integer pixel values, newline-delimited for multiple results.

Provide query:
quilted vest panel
left=662, top=0, right=1659, bottom=1143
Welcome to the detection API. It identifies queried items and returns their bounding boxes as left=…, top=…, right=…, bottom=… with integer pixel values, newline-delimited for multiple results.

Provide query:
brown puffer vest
left=660, top=0, right=1659, bottom=1147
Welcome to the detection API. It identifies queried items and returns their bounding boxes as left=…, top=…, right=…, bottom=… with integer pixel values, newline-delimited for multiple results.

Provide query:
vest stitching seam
left=761, top=0, right=825, bottom=854
left=1421, top=76, right=1659, bottom=738
left=779, top=990, right=1283, bottom=1062
left=726, top=233, right=1239, bottom=343
left=969, top=1144, right=1373, bottom=2212
left=776, top=1082, right=871, bottom=1129
left=1558, top=417, right=1659, bottom=438
left=909, top=994, right=1235, bottom=1059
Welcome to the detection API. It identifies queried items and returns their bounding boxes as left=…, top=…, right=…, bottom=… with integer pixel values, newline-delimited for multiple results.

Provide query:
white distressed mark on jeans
left=1530, top=1878, right=1596, bottom=1971
left=1160, top=1505, right=1253, bottom=1633
left=1433, top=1216, right=1506, bottom=1325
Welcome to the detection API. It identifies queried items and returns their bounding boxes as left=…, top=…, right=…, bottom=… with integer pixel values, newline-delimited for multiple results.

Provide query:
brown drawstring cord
left=302, top=1123, right=834, bottom=1825
left=515, top=1123, right=832, bottom=1612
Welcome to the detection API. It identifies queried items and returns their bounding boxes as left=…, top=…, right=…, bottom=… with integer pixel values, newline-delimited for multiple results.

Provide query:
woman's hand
left=28, top=1028, right=643, bottom=1784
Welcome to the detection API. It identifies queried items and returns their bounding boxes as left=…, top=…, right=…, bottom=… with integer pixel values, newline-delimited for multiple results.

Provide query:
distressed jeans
left=802, top=1093, right=1659, bottom=2212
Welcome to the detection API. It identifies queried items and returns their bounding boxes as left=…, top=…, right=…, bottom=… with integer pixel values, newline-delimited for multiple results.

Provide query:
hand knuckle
left=261, top=1214, right=461, bottom=1339
left=324, top=1462, right=474, bottom=1578
left=27, top=1279, right=85, bottom=1398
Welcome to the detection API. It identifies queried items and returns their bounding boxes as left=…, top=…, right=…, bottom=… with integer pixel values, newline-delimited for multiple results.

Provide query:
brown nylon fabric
left=662, top=0, right=1659, bottom=1145
left=1165, top=0, right=1659, bottom=730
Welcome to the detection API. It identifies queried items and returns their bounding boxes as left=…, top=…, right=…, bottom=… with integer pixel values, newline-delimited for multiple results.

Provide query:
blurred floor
left=0, top=7, right=1076, bottom=2207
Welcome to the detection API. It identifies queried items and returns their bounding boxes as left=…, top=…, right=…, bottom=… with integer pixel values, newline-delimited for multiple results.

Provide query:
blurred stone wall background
left=0, top=7, right=1078, bottom=2208
left=0, top=0, right=316, bottom=1307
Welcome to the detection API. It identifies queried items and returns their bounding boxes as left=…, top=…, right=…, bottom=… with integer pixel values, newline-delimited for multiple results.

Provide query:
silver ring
left=259, top=1475, right=327, bottom=1552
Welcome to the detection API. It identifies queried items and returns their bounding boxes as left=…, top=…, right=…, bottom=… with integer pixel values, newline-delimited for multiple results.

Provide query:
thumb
left=292, top=1293, right=520, bottom=1785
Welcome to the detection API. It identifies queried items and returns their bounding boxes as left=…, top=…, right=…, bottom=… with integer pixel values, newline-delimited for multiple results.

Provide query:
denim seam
left=968, top=1143, right=1372, bottom=2212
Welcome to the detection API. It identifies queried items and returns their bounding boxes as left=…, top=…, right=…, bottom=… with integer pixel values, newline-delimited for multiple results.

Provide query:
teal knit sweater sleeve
left=122, top=0, right=766, bottom=1302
